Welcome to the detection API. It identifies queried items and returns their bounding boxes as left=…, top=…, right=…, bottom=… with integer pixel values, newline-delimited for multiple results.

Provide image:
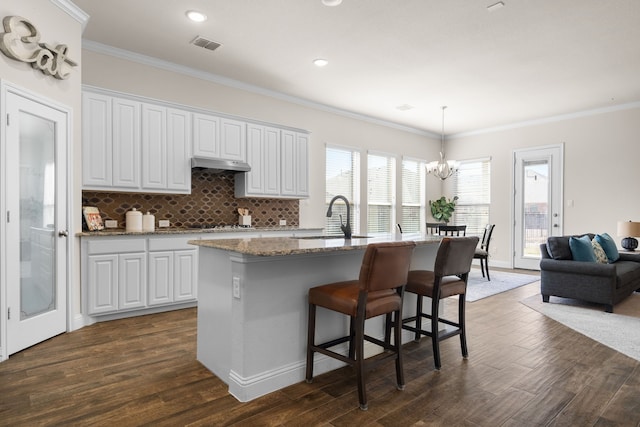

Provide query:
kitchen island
left=190, top=233, right=441, bottom=402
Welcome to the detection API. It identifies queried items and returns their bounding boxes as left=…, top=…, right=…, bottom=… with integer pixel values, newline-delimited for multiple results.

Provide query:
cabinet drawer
left=148, top=237, right=194, bottom=251
left=88, top=238, right=146, bottom=255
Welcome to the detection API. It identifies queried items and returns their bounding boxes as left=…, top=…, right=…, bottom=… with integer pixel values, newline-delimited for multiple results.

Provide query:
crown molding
left=81, top=40, right=437, bottom=139
left=51, top=0, right=90, bottom=30
left=450, top=101, right=640, bottom=139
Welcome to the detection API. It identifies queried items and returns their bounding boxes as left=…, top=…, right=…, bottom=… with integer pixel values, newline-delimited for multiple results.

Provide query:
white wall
left=445, top=105, right=640, bottom=267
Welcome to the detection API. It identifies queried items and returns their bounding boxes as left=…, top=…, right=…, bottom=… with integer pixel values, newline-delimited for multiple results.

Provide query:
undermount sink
left=292, top=235, right=372, bottom=240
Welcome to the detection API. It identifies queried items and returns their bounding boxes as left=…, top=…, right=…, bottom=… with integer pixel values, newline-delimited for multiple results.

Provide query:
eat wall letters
left=0, top=15, right=77, bottom=80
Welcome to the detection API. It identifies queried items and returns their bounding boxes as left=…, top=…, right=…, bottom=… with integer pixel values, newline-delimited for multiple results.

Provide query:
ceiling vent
left=190, top=36, right=222, bottom=52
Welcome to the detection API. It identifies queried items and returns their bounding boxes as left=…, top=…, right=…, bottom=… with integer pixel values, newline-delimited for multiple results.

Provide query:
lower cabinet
left=148, top=241, right=198, bottom=306
left=83, top=235, right=196, bottom=316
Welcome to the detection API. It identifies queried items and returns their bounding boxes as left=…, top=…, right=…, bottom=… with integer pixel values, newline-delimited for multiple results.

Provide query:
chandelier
left=426, top=106, right=459, bottom=180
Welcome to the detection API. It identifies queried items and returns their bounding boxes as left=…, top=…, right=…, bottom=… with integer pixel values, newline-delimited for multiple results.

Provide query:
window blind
left=401, top=158, right=426, bottom=233
left=453, top=158, right=490, bottom=236
left=367, top=153, right=395, bottom=234
left=325, top=146, right=360, bottom=234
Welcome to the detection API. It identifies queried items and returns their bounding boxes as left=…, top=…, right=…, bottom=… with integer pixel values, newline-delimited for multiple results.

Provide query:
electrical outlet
left=279, top=219, right=286, bottom=226
left=158, top=220, right=170, bottom=228
left=104, top=220, right=118, bottom=228
left=232, top=276, right=240, bottom=299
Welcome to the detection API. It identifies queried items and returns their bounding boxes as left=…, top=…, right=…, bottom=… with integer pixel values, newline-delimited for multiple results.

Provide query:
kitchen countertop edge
left=76, top=226, right=323, bottom=237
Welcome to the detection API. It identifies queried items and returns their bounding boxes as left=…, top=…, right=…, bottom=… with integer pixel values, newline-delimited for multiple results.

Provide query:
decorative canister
left=125, top=208, right=143, bottom=232
left=142, top=211, right=155, bottom=232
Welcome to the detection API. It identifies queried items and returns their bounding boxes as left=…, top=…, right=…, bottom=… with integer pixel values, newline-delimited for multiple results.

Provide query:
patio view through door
left=4, top=88, right=69, bottom=356
left=513, top=145, right=563, bottom=270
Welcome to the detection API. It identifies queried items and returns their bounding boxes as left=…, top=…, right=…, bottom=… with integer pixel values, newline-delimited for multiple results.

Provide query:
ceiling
left=73, top=0, right=640, bottom=135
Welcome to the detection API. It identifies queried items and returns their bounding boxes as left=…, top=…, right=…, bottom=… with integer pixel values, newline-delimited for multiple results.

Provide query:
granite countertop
left=189, top=233, right=442, bottom=257
left=76, top=226, right=321, bottom=237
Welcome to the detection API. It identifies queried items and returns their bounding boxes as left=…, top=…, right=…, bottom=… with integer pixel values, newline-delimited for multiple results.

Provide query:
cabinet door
left=174, top=250, right=198, bottom=302
left=87, top=254, right=118, bottom=314
left=193, top=113, right=220, bottom=158
left=141, top=103, right=167, bottom=190
left=167, top=108, right=191, bottom=192
left=264, top=127, right=281, bottom=195
left=112, top=98, right=141, bottom=188
left=82, top=92, right=112, bottom=187
left=220, top=118, right=246, bottom=161
left=280, top=130, right=296, bottom=196
left=118, top=253, right=147, bottom=310
left=245, top=124, right=265, bottom=194
left=148, top=251, right=174, bottom=306
left=295, top=133, right=309, bottom=197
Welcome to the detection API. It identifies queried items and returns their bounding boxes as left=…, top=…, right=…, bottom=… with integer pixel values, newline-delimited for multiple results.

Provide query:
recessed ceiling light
left=186, top=10, right=208, bottom=22
left=322, top=0, right=343, bottom=6
left=396, top=104, right=414, bottom=111
left=313, top=58, right=329, bottom=67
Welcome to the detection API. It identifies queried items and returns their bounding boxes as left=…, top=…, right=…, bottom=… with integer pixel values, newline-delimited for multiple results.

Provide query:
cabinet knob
left=58, top=230, right=69, bottom=237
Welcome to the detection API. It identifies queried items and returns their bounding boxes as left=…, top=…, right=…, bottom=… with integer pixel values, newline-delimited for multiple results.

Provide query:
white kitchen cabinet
left=220, top=118, right=246, bottom=161
left=82, top=93, right=141, bottom=189
left=142, top=104, right=191, bottom=193
left=166, top=108, right=192, bottom=192
left=141, top=103, right=167, bottom=190
left=280, top=130, right=309, bottom=198
left=83, top=90, right=190, bottom=194
left=118, top=253, right=147, bottom=310
left=86, top=238, right=147, bottom=315
left=193, top=113, right=246, bottom=162
left=148, top=237, right=197, bottom=306
left=192, top=112, right=220, bottom=158
left=112, top=98, right=142, bottom=189
left=235, top=124, right=281, bottom=197
left=82, top=92, right=112, bottom=187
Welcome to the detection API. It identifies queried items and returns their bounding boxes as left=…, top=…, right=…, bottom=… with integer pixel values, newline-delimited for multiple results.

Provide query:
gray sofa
left=539, top=234, right=640, bottom=312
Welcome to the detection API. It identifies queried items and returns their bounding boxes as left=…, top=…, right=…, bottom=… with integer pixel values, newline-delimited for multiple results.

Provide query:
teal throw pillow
left=569, top=235, right=596, bottom=262
left=595, top=233, right=619, bottom=263
left=592, top=239, right=608, bottom=264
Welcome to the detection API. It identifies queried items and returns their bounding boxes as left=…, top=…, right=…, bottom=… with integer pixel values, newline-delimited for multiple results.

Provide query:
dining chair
left=305, top=241, right=416, bottom=410
left=401, top=236, right=478, bottom=370
left=474, top=224, right=495, bottom=281
left=426, top=222, right=445, bottom=234
left=438, top=225, right=467, bottom=236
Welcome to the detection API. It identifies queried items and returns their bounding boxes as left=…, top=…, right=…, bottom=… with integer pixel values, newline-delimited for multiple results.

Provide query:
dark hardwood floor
left=2, top=271, right=640, bottom=426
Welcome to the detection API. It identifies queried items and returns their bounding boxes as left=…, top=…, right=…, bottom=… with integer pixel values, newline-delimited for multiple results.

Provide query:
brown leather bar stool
left=305, top=241, right=416, bottom=410
left=401, top=236, right=478, bottom=370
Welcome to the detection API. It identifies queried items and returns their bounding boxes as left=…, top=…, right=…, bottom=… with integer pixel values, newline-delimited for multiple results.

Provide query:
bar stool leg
left=414, top=295, right=423, bottom=342
left=305, top=303, right=316, bottom=382
left=393, top=310, right=405, bottom=390
left=354, top=312, right=367, bottom=410
left=431, top=294, right=441, bottom=370
left=459, top=295, right=468, bottom=358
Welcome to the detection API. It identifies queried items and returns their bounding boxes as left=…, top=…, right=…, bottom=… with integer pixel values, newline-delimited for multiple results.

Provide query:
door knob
left=58, top=230, right=69, bottom=237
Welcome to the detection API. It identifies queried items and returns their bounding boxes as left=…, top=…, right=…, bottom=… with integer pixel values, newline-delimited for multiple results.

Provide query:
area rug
left=521, top=293, right=640, bottom=361
left=466, top=270, right=540, bottom=302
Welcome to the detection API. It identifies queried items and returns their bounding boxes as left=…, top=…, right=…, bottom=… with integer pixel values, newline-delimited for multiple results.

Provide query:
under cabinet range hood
left=191, top=157, right=251, bottom=173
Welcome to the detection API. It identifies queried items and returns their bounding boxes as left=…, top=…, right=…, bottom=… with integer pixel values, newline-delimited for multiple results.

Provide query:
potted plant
left=429, top=196, right=458, bottom=223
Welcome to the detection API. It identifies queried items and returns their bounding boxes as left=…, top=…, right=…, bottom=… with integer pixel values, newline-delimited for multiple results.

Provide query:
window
left=367, top=153, right=396, bottom=234
left=325, top=146, right=360, bottom=234
left=401, top=157, right=426, bottom=233
left=453, top=158, right=490, bottom=236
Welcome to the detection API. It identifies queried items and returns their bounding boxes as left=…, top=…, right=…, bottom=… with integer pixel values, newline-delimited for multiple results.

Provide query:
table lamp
left=617, top=220, right=640, bottom=251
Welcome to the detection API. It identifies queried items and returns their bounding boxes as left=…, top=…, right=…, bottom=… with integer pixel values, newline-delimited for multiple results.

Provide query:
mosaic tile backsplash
left=82, top=170, right=299, bottom=228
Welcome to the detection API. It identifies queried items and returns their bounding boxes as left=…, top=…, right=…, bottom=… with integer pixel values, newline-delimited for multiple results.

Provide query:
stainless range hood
left=191, top=157, right=251, bottom=173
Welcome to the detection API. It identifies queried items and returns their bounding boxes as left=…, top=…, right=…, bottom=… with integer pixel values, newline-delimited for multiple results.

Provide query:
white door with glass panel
left=513, top=145, right=563, bottom=270
left=4, top=89, right=69, bottom=355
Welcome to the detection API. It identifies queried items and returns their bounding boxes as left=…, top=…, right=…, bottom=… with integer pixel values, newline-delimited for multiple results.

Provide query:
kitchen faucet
left=326, top=195, right=352, bottom=239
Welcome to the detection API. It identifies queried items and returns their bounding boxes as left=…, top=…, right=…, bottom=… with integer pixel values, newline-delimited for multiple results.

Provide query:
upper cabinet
left=235, top=127, right=309, bottom=199
left=83, top=90, right=191, bottom=194
left=83, top=87, right=309, bottom=199
left=193, top=113, right=246, bottom=162
left=280, top=130, right=309, bottom=198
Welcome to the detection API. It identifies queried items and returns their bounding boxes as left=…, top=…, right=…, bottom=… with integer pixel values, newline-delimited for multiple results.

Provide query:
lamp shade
left=617, top=221, right=640, bottom=237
